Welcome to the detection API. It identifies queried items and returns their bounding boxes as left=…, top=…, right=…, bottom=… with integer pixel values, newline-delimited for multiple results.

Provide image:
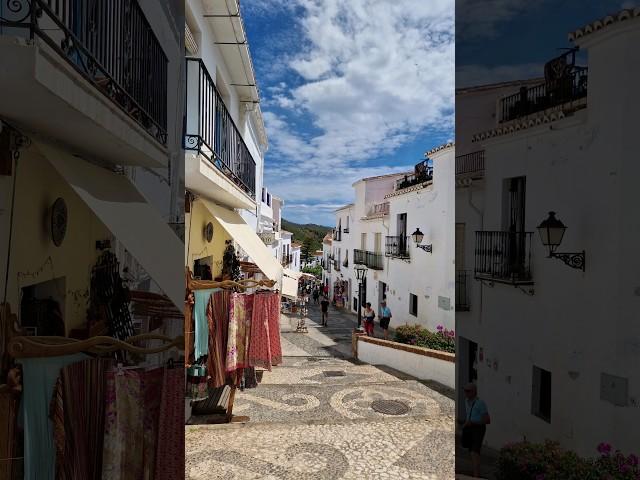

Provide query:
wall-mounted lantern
left=411, top=228, right=432, bottom=253
left=537, top=211, right=585, bottom=271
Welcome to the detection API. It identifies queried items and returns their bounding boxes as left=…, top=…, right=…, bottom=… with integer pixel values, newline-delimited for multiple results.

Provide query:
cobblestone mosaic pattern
left=186, top=417, right=454, bottom=480
left=186, top=304, right=454, bottom=479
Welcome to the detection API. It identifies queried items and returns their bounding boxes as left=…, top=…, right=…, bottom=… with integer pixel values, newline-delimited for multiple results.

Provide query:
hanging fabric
left=184, top=292, right=195, bottom=363
left=266, top=291, right=283, bottom=367
left=206, top=289, right=230, bottom=389
left=18, top=354, right=89, bottom=480
left=248, top=292, right=273, bottom=370
left=193, top=288, right=218, bottom=360
left=142, top=367, right=164, bottom=479
left=225, top=293, right=254, bottom=375
left=154, top=367, right=185, bottom=480
left=51, top=358, right=112, bottom=480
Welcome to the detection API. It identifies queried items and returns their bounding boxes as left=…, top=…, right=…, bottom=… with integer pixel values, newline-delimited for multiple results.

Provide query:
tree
left=302, top=265, right=322, bottom=278
left=301, top=238, right=313, bottom=265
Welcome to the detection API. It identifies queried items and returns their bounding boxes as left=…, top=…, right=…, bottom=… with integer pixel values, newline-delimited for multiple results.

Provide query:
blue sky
left=456, top=0, right=636, bottom=85
left=242, top=0, right=455, bottom=226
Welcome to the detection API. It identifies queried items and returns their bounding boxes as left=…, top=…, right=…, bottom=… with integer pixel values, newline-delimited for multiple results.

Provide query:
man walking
left=320, top=296, right=329, bottom=326
left=379, top=301, right=392, bottom=340
left=462, top=383, right=490, bottom=478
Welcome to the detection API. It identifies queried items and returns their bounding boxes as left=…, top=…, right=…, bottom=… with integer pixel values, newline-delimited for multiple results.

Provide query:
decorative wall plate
left=51, top=197, right=67, bottom=247
left=204, top=222, right=214, bottom=243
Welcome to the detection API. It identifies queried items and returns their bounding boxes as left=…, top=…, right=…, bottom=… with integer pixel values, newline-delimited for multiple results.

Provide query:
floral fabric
left=226, top=293, right=254, bottom=373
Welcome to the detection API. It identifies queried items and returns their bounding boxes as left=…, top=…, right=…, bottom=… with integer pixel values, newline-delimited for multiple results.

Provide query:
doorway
left=20, top=277, right=66, bottom=336
left=457, top=337, right=478, bottom=420
left=378, top=281, right=387, bottom=313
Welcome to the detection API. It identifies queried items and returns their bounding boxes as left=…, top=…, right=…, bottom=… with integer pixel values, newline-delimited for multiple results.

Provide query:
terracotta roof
left=322, top=233, right=333, bottom=245
left=569, top=8, right=640, bottom=43
left=426, top=142, right=454, bottom=157
left=291, top=242, right=302, bottom=248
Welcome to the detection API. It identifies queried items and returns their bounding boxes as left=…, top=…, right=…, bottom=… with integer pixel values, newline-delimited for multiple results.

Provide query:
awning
left=36, top=142, right=184, bottom=309
left=283, top=268, right=302, bottom=280
left=281, top=268, right=301, bottom=300
left=200, top=199, right=283, bottom=286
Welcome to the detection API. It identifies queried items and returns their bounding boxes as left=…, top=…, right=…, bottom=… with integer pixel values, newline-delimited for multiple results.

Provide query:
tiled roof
left=426, top=142, right=454, bottom=157
left=569, top=8, right=640, bottom=42
left=291, top=242, right=302, bottom=248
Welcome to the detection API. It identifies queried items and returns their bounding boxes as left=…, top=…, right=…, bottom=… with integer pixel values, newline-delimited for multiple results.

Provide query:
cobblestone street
left=186, top=303, right=455, bottom=479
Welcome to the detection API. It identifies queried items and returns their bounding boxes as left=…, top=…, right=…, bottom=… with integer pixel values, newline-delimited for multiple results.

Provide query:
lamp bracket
left=550, top=251, right=585, bottom=271
left=416, top=244, right=432, bottom=253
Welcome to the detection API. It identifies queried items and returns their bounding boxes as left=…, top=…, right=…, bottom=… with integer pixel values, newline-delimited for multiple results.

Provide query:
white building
left=323, top=148, right=455, bottom=331
left=183, top=0, right=296, bottom=297
left=0, top=0, right=185, bottom=335
left=456, top=10, right=640, bottom=457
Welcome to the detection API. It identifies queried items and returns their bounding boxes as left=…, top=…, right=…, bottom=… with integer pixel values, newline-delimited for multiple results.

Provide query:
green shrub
left=496, top=441, right=639, bottom=480
left=394, top=324, right=455, bottom=353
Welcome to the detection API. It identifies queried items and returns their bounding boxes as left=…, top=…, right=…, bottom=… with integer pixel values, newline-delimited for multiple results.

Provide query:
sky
left=242, top=0, right=455, bottom=226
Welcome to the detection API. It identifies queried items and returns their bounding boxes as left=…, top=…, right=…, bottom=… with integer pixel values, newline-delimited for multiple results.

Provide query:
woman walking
left=363, top=302, right=376, bottom=337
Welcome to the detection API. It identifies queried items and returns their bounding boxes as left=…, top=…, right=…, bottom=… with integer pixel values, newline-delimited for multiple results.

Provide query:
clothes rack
left=184, top=267, right=278, bottom=424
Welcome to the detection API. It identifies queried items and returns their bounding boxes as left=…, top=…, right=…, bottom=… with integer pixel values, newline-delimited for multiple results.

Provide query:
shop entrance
left=20, top=277, right=66, bottom=336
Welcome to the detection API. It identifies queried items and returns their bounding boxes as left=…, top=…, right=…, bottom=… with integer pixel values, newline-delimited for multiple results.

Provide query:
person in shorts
left=463, top=383, right=490, bottom=478
left=320, top=296, right=329, bottom=326
left=379, top=301, right=392, bottom=340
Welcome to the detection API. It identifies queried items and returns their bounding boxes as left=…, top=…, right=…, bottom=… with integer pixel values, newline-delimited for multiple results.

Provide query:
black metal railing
left=456, top=150, right=485, bottom=177
left=456, top=270, right=470, bottom=311
left=396, top=159, right=433, bottom=190
left=0, top=0, right=168, bottom=144
left=333, top=228, right=342, bottom=242
left=354, top=249, right=383, bottom=270
left=385, top=236, right=410, bottom=259
left=184, top=58, right=256, bottom=198
left=343, top=227, right=350, bottom=234
left=499, top=69, right=588, bottom=123
left=333, top=259, right=341, bottom=271
left=474, top=231, right=533, bottom=284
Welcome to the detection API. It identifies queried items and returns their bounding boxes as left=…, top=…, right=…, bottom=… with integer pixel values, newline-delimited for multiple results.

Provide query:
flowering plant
left=394, top=324, right=455, bottom=353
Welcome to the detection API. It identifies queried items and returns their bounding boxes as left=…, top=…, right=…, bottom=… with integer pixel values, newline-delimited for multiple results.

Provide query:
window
left=262, top=187, right=266, bottom=203
left=532, top=366, right=552, bottom=422
left=409, top=293, right=418, bottom=316
left=374, top=233, right=382, bottom=253
left=267, top=193, right=271, bottom=206
left=361, top=233, right=367, bottom=250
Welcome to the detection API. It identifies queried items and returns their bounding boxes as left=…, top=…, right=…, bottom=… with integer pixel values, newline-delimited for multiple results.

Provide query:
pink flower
left=436, top=325, right=443, bottom=331
left=598, top=442, right=612, bottom=455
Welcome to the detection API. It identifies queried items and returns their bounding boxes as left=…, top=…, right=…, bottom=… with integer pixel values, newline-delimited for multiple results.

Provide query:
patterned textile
left=248, top=293, right=273, bottom=370
left=185, top=365, right=208, bottom=400
left=206, top=289, right=230, bottom=388
left=226, top=293, right=254, bottom=373
left=184, top=292, right=195, bottom=363
left=154, top=368, right=185, bottom=480
left=194, top=288, right=218, bottom=361
left=18, top=354, right=89, bottom=480
left=51, top=358, right=111, bottom=480
left=102, top=370, right=144, bottom=480
left=142, top=368, right=164, bottom=480
left=266, top=292, right=283, bottom=366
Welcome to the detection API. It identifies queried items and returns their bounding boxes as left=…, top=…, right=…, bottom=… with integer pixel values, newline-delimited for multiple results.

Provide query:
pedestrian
left=363, top=302, right=375, bottom=336
left=462, top=383, right=490, bottom=478
left=320, top=296, right=330, bottom=326
left=379, top=301, right=392, bottom=340
left=312, top=288, right=319, bottom=304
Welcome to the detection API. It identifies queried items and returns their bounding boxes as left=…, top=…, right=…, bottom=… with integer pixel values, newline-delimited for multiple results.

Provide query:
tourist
left=379, top=301, right=392, bottom=340
left=312, top=287, right=319, bottom=304
left=320, top=296, right=330, bottom=326
left=462, top=383, right=490, bottom=478
left=363, top=302, right=376, bottom=336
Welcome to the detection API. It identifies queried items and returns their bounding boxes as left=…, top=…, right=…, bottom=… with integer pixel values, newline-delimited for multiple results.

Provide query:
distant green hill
left=281, top=219, right=331, bottom=258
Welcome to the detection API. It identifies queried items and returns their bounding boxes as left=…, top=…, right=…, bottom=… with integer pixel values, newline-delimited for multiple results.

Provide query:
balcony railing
left=456, top=270, right=470, bottom=311
left=333, top=228, right=342, bottom=242
left=354, top=249, right=383, bottom=270
left=343, top=227, right=350, bottom=234
left=385, top=236, right=410, bottom=259
left=333, top=259, right=341, bottom=271
left=368, top=202, right=389, bottom=217
left=456, top=151, right=485, bottom=177
left=396, top=160, right=433, bottom=190
left=474, top=231, right=533, bottom=284
left=0, top=0, right=168, bottom=144
left=499, top=69, right=588, bottom=123
left=281, top=254, right=292, bottom=266
left=184, top=58, right=256, bottom=198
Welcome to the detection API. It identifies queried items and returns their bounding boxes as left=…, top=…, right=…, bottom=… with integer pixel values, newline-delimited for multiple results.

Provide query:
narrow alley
left=185, top=303, right=455, bottom=479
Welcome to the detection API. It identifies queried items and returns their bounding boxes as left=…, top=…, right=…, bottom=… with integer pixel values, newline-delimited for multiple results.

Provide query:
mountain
left=281, top=219, right=331, bottom=255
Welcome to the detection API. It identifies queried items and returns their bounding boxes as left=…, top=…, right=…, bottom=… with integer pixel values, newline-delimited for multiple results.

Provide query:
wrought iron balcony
left=385, top=236, right=410, bottom=260
left=396, top=160, right=433, bottom=190
left=0, top=0, right=168, bottom=145
left=499, top=69, right=588, bottom=123
left=343, top=227, right=350, bottom=234
left=333, top=228, right=342, bottom=242
left=455, top=151, right=484, bottom=178
left=353, top=249, right=383, bottom=270
left=333, top=259, right=341, bottom=271
left=474, top=231, right=533, bottom=284
left=184, top=58, right=256, bottom=198
left=456, top=270, right=470, bottom=311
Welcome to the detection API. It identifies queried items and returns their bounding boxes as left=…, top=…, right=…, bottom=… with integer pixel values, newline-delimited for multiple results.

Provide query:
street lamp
left=354, top=263, right=368, bottom=329
left=411, top=228, right=432, bottom=253
left=537, top=211, right=585, bottom=271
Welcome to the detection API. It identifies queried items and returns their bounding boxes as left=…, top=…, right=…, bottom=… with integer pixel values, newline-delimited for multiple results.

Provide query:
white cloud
left=248, top=0, right=453, bottom=223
